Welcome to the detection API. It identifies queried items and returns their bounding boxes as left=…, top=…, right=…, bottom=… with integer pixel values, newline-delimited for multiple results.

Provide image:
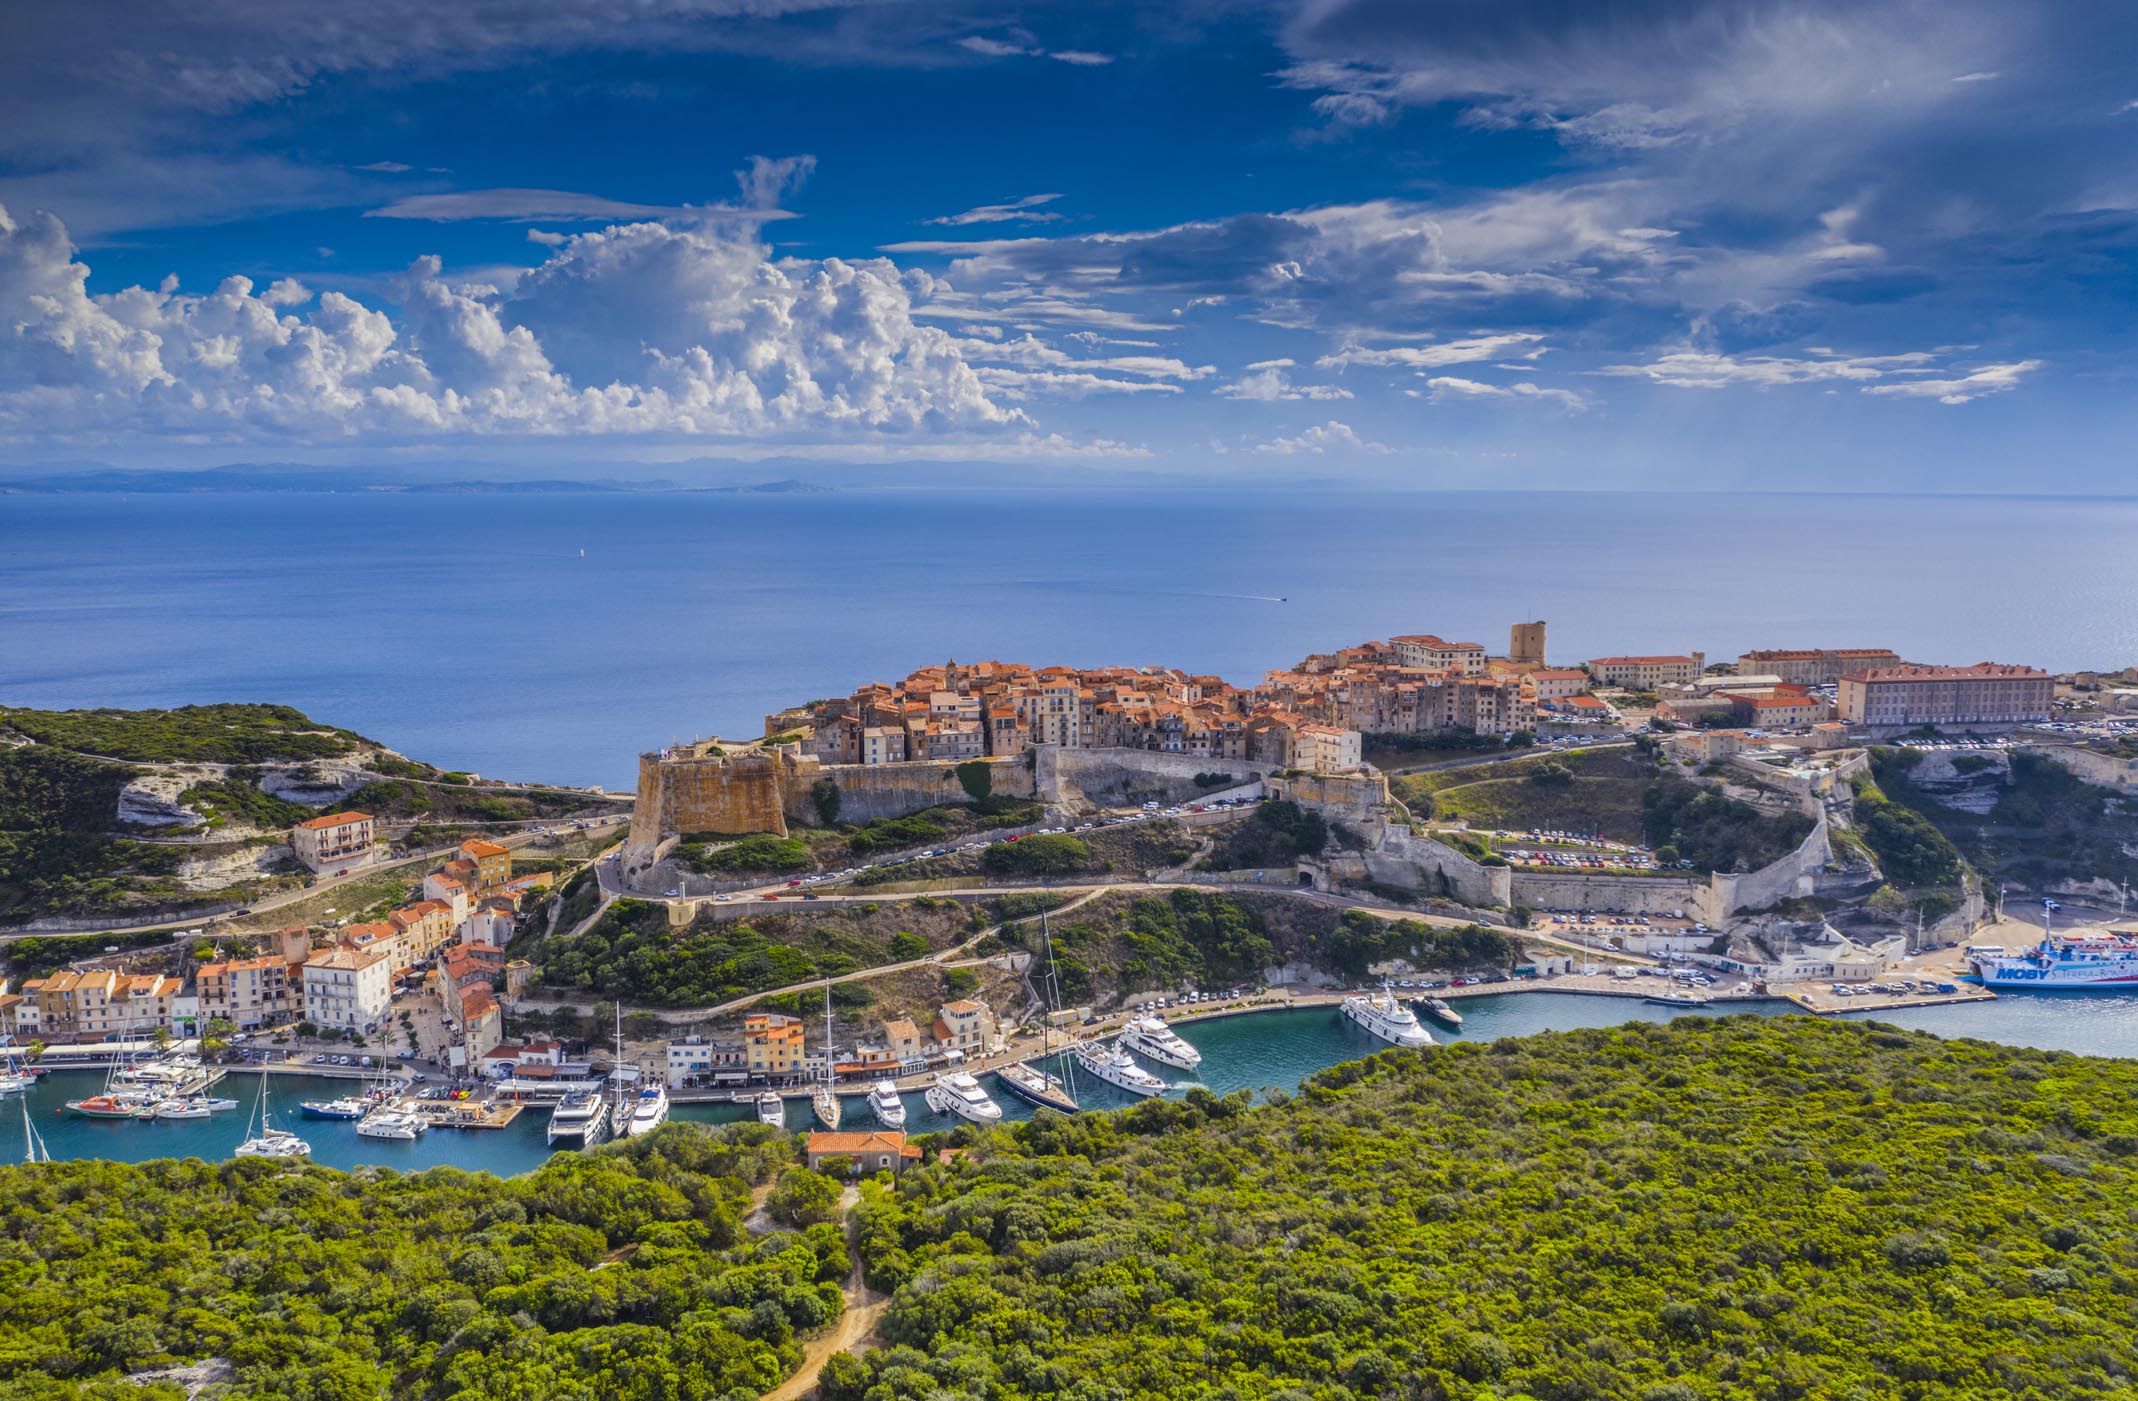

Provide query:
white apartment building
left=290, top=811, right=378, bottom=873
left=1295, top=723, right=1364, bottom=773
left=1837, top=663, right=2052, bottom=729
left=301, top=947, right=393, bottom=1033
left=1586, top=654, right=1706, bottom=689
left=1390, top=634, right=1487, bottom=676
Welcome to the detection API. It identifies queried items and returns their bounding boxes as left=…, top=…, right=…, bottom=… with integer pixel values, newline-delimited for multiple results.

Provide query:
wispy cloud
left=956, top=35, right=1113, bottom=66
left=1601, top=348, right=2040, bottom=403
left=356, top=160, right=413, bottom=173
left=1424, top=376, right=1588, bottom=411
left=927, top=193, right=1065, bottom=227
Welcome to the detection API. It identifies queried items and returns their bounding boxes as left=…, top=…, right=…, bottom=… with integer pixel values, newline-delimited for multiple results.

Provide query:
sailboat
left=996, top=909, right=1079, bottom=1114
left=67, top=1021, right=160, bottom=1118
left=21, top=1091, right=49, bottom=1164
left=0, top=1042, right=35, bottom=1095
left=812, top=979, right=842, bottom=1130
left=234, top=1067, right=311, bottom=1159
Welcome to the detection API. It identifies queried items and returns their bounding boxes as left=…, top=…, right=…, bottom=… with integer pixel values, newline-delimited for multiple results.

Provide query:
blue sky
left=2, top=0, right=2135, bottom=490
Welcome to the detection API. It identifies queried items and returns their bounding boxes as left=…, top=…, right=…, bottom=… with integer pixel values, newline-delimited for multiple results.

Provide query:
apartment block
left=1837, top=663, right=2052, bottom=729
left=290, top=811, right=377, bottom=873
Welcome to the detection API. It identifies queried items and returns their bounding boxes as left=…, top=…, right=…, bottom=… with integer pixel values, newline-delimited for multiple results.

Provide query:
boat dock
left=402, top=1098, right=525, bottom=1131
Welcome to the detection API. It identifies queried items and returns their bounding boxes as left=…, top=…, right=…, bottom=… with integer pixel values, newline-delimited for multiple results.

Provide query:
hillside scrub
left=1868, top=746, right=2138, bottom=890
left=982, top=834, right=1100, bottom=877
left=1854, top=763, right=1970, bottom=888
left=534, top=896, right=997, bottom=1006
left=0, top=1125, right=835, bottom=1399
left=0, top=746, right=199, bottom=922
left=1641, top=780, right=1815, bottom=874
left=841, top=1017, right=2138, bottom=1400
left=1197, top=800, right=1328, bottom=871
left=0, top=702, right=368, bottom=763
left=1022, top=888, right=1514, bottom=1003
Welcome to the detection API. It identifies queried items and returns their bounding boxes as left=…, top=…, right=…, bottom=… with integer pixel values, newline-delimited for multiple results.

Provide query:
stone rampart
left=1511, top=870, right=1711, bottom=918
left=1268, top=771, right=1392, bottom=830
left=792, top=757, right=1036, bottom=826
left=1360, top=825, right=1513, bottom=908
left=1036, top=747, right=1260, bottom=809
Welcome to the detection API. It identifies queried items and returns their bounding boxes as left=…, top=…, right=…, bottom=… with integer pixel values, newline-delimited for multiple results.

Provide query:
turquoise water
left=18, top=990, right=2135, bottom=1174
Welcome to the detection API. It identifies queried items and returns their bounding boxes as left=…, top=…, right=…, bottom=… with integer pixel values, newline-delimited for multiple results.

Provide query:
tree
left=767, top=1167, right=841, bottom=1227
left=812, top=778, right=842, bottom=826
left=23, top=1040, right=45, bottom=1066
left=888, top=931, right=929, bottom=960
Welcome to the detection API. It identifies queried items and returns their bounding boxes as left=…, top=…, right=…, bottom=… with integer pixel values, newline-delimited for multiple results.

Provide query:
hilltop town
left=9, top=621, right=2138, bottom=1135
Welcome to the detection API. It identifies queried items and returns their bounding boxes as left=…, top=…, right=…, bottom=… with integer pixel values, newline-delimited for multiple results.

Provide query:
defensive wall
left=2032, top=744, right=2138, bottom=789
left=793, top=757, right=1037, bottom=826
left=1036, top=747, right=1261, bottom=808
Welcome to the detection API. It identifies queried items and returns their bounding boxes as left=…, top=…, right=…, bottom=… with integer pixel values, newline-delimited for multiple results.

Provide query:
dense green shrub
left=846, top=1018, right=2138, bottom=1400
left=0, top=703, right=366, bottom=763
left=981, top=834, right=1100, bottom=877
left=0, top=1125, right=830, bottom=1399
left=680, top=834, right=813, bottom=874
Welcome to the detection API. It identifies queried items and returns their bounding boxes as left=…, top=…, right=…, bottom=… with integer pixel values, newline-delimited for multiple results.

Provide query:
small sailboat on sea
left=812, top=979, right=842, bottom=1131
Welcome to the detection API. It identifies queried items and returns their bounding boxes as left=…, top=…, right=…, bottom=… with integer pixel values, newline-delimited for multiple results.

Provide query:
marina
left=15, top=981, right=2138, bottom=1173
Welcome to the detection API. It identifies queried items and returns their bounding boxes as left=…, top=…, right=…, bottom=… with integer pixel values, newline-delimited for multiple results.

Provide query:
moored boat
left=1119, top=1014, right=1202, bottom=1071
left=152, top=1098, right=214, bottom=1120
left=1340, top=989, right=1434, bottom=1048
left=996, top=1058, right=1078, bottom=1113
left=299, top=1096, right=367, bottom=1120
left=1972, top=929, right=2138, bottom=988
left=1417, top=997, right=1464, bottom=1029
left=234, top=1128, right=311, bottom=1158
left=866, top=1080, right=907, bottom=1128
left=924, top=1071, right=1003, bottom=1123
left=1645, top=990, right=1710, bottom=1009
left=622, top=1084, right=669, bottom=1137
left=811, top=1084, right=842, bottom=1131
left=546, top=1091, right=609, bottom=1146
left=1072, top=1040, right=1168, bottom=1097
left=355, top=1109, right=426, bottom=1140
left=754, top=1091, right=786, bottom=1126
left=66, top=1091, right=159, bottom=1119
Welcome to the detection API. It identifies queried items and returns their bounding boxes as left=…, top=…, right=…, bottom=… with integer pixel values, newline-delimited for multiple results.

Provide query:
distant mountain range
left=0, top=464, right=835, bottom=495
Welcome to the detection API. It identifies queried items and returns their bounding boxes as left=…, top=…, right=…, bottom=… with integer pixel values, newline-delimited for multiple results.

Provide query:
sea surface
left=6, top=489, right=2137, bottom=788
left=18, top=989, right=2138, bottom=1175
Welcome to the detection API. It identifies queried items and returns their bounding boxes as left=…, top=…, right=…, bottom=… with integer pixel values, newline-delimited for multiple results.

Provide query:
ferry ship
left=1973, top=930, right=2138, bottom=988
left=923, top=1071, right=1003, bottom=1123
left=545, top=1091, right=609, bottom=1146
left=1119, top=1014, right=1202, bottom=1071
left=1340, top=989, right=1434, bottom=1048
left=866, top=1081, right=907, bottom=1128
left=1072, top=1040, right=1168, bottom=1097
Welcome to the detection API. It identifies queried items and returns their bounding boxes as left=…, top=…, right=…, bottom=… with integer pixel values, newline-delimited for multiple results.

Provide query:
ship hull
left=995, top=1065, right=1078, bottom=1113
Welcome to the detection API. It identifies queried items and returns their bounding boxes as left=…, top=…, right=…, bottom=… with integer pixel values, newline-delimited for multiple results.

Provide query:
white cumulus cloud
left=1250, top=419, right=1389, bottom=455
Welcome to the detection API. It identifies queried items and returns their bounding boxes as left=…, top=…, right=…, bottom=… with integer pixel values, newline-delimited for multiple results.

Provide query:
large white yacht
left=355, top=1108, right=426, bottom=1140
left=1341, top=989, right=1434, bottom=1048
left=1120, top=1014, right=1202, bottom=1071
left=1073, top=1040, right=1168, bottom=1097
left=621, top=1083, right=669, bottom=1137
left=546, top=1091, right=609, bottom=1146
left=923, top=1071, right=1003, bottom=1123
left=755, top=1091, right=786, bottom=1126
left=866, top=1081, right=907, bottom=1128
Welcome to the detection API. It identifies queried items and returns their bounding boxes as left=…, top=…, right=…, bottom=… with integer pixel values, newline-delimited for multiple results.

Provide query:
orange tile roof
left=806, top=1130, right=919, bottom=1157
left=296, top=811, right=372, bottom=830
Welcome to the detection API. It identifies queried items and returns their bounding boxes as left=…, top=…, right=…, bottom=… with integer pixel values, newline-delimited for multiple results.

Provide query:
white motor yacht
left=152, top=1098, right=214, bottom=1120
left=1072, top=1040, right=1169, bottom=1097
left=1119, top=1014, right=1202, bottom=1071
left=866, top=1080, right=907, bottom=1128
left=924, top=1071, right=1003, bottom=1123
left=755, top=1091, right=786, bottom=1127
left=1340, top=989, right=1434, bottom=1048
left=622, top=1083, right=670, bottom=1137
left=355, top=1109, right=426, bottom=1140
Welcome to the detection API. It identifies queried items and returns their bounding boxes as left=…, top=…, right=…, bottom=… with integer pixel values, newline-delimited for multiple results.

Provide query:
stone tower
left=1509, top=620, right=1547, bottom=667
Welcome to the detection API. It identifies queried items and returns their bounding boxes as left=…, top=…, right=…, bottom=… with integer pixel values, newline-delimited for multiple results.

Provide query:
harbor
left=15, top=981, right=2138, bottom=1176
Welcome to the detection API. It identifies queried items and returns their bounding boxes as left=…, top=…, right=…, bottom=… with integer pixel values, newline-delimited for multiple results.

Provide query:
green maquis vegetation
left=0, top=703, right=369, bottom=764
left=0, top=746, right=190, bottom=921
left=0, top=1126, right=840, bottom=1401
left=1641, top=779, right=1815, bottom=874
left=840, top=1017, right=2138, bottom=1401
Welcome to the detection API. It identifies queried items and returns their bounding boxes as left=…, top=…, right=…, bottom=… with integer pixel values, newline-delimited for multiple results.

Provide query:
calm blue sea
left=5, top=489, right=2137, bottom=787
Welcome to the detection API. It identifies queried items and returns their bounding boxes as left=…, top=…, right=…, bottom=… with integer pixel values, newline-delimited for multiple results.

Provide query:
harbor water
left=17, top=989, right=2138, bottom=1175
